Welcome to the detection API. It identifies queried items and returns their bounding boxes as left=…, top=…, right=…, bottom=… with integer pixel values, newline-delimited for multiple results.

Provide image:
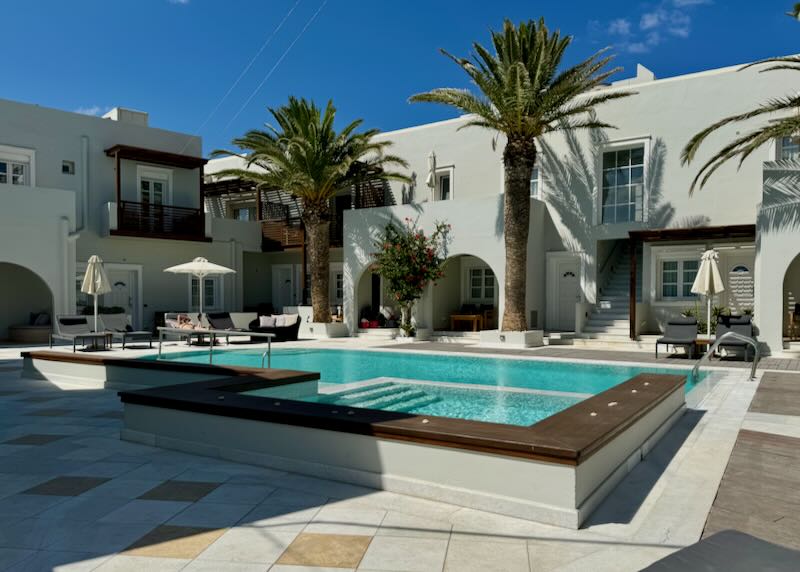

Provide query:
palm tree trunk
left=303, top=208, right=332, bottom=323
left=501, top=141, right=536, bottom=331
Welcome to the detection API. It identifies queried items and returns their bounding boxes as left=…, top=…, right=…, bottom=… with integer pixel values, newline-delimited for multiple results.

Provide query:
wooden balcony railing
left=114, top=200, right=206, bottom=241
left=261, top=218, right=344, bottom=252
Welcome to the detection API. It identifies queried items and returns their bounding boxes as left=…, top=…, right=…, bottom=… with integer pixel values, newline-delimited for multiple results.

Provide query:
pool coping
left=22, top=350, right=685, bottom=466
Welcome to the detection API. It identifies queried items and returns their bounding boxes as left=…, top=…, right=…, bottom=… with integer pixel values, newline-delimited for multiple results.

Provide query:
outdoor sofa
left=655, top=317, right=698, bottom=359
left=247, top=313, right=302, bottom=342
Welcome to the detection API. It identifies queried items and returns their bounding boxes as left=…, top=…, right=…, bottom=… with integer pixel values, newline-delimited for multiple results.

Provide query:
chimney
left=102, top=107, right=149, bottom=127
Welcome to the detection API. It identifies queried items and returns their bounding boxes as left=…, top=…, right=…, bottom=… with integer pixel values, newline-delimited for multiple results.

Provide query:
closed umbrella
left=691, top=249, right=725, bottom=337
left=81, top=255, right=112, bottom=332
left=164, top=257, right=235, bottom=322
left=425, top=151, right=437, bottom=190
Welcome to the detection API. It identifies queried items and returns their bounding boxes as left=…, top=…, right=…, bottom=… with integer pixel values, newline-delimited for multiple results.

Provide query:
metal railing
left=156, top=327, right=274, bottom=367
left=692, top=331, right=760, bottom=380
left=117, top=201, right=205, bottom=239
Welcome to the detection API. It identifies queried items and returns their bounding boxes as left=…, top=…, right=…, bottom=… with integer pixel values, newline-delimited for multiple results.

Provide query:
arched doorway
left=0, top=262, right=53, bottom=341
left=783, top=253, right=800, bottom=346
left=431, top=254, right=499, bottom=332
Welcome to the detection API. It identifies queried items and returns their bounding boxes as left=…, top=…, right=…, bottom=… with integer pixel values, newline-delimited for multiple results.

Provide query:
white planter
left=479, top=329, right=544, bottom=348
left=304, top=322, right=349, bottom=339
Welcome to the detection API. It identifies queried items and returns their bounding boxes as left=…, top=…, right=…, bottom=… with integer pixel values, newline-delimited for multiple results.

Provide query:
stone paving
left=0, top=346, right=761, bottom=571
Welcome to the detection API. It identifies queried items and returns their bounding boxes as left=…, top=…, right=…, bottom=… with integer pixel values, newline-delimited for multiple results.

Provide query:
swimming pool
left=150, top=348, right=701, bottom=425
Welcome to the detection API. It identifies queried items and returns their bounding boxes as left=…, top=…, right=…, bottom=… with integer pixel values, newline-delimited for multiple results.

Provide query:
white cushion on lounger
left=259, top=315, right=276, bottom=328
left=283, top=314, right=299, bottom=325
left=273, top=315, right=286, bottom=327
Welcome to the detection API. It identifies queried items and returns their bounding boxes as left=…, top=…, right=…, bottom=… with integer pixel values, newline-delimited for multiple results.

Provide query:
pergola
left=627, top=224, right=757, bottom=339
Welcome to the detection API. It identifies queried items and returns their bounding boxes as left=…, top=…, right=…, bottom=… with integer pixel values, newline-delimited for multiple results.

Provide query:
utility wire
left=223, top=0, right=329, bottom=131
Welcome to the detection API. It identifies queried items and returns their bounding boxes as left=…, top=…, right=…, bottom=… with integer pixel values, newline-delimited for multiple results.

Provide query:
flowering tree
left=372, top=218, right=450, bottom=336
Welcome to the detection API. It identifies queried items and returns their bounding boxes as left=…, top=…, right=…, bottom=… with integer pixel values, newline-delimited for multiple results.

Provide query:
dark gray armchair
left=715, top=315, right=755, bottom=361
left=656, top=317, right=698, bottom=359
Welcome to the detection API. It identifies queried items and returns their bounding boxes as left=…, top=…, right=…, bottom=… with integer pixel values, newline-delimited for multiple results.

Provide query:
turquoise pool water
left=151, top=347, right=701, bottom=395
left=150, top=348, right=701, bottom=425
left=243, top=380, right=586, bottom=426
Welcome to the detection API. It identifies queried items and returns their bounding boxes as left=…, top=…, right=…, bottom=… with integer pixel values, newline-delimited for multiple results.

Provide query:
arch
left=783, top=252, right=800, bottom=343
left=0, top=262, right=54, bottom=341
left=430, top=253, right=501, bottom=332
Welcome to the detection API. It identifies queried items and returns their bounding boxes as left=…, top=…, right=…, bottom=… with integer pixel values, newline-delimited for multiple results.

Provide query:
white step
left=585, top=318, right=630, bottom=328
left=582, top=325, right=630, bottom=334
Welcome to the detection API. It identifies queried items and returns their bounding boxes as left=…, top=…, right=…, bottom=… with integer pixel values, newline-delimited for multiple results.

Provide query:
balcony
left=108, top=201, right=209, bottom=242
left=261, top=217, right=343, bottom=252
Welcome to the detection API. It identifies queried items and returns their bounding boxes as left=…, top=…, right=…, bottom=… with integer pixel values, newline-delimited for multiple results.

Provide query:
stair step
left=585, top=319, right=630, bottom=327
left=355, top=388, right=429, bottom=409
left=317, top=382, right=397, bottom=403
left=582, top=326, right=630, bottom=334
left=387, top=395, right=442, bottom=413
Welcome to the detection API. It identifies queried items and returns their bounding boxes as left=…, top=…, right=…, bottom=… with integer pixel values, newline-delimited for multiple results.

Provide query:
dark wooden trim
left=105, top=145, right=207, bottom=169
left=630, top=238, right=637, bottom=340
left=301, top=223, right=307, bottom=305
left=629, top=224, right=756, bottom=243
left=114, top=150, right=121, bottom=205
left=110, top=229, right=213, bottom=243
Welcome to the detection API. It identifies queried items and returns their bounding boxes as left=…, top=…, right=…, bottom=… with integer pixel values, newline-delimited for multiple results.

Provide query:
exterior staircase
left=580, top=243, right=637, bottom=342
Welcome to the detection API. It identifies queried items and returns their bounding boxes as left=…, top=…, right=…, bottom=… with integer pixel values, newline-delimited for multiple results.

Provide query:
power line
left=223, top=0, right=329, bottom=132
left=181, top=0, right=302, bottom=154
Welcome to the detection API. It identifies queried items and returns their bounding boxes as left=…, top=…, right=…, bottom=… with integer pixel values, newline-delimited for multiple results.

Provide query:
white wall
left=755, top=160, right=800, bottom=353
left=343, top=196, right=547, bottom=333
left=0, top=183, right=76, bottom=331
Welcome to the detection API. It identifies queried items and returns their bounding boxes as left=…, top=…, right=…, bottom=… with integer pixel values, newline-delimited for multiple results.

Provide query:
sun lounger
left=715, top=315, right=755, bottom=361
left=655, top=317, right=698, bottom=359
left=99, top=314, right=153, bottom=349
left=49, top=315, right=111, bottom=352
left=642, top=529, right=800, bottom=571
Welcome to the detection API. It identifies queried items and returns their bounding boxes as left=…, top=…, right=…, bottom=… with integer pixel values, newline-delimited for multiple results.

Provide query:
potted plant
left=372, top=218, right=449, bottom=337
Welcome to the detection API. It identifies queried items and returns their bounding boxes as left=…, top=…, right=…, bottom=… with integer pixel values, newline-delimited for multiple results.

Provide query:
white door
left=105, top=270, right=137, bottom=324
left=556, top=261, right=580, bottom=331
left=272, top=265, right=296, bottom=313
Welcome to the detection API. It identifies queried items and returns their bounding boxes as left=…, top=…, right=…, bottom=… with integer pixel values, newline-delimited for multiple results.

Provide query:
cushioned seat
left=656, top=317, right=698, bottom=359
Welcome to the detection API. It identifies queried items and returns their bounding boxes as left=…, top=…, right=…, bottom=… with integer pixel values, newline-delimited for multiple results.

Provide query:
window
left=661, top=259, right=699, bottom=299
left=233, top=206, right=256, bottom=221
left=62, top=160, right=75, bottom=175
left=530, top=160, right=542, bottom=198
left=468, top=267, right=495, bottom=302
left=0, top=159, right=28, bottom=185
left=190, top=276, right=221, bottom=311
left=437, top=172, right=451, bottom=201
left=602, top=146, right=644, bottom=224
left=330, top=271, right=344, bottom=304
left=778, top=136, right=800, bottom=161
left=137, top=166, right=172, bottom=206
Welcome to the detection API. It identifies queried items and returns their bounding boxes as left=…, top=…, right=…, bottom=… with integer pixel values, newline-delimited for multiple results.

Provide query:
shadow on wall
left=539, top=123, right=683, bottom=256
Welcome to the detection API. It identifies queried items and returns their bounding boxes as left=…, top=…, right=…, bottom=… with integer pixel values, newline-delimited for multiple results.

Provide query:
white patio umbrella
left=425, top=151, right=437, bottom=190
left=691, top=249, right=725, bottom=337
left=163, top=257, right=236, bottom=322
left=81, top=255, right=112, bottom=332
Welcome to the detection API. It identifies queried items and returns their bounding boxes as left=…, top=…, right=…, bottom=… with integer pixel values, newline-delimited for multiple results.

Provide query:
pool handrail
left=692, top=331, right=759, bottom=381
left=156, top=327, right=275, bottom=367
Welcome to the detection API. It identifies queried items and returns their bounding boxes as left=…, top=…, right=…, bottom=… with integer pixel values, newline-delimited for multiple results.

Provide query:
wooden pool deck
left=703, top=371, right=800, bottom=549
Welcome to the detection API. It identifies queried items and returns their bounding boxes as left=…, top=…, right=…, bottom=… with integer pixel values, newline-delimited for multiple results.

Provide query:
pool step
left=387, top=394, right=443, bottom=413
left=354, top=387, right=430, bottom=410
left=317, top=382, right=398, bottom=404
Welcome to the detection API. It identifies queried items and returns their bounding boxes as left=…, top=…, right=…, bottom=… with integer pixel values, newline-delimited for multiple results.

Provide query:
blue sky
left=2, top=1, right=797, bottom=153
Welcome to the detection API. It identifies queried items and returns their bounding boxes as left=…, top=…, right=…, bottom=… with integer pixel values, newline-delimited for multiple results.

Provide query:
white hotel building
left=2, top=59, right=800, bottom=354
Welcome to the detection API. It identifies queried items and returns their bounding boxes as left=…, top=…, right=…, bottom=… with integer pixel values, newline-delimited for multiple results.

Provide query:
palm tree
left=213, top=97, right=409, bottom=322
left=682, top=9, right=800, bottom=192
left=410, top=18, right=632, bottom=331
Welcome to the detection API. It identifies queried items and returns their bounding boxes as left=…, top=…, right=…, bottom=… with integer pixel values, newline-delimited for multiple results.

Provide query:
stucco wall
left=0, top=263, right=53, bottom=339
left=755, top=160, right=800, bottom=353
left=0, top=183, right=76, bottom=329
left=343, top=196, right=548, bottom=333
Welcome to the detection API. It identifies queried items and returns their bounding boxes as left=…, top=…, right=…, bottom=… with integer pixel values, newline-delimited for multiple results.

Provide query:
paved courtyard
left=0, top=343, right=766, bottom=571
